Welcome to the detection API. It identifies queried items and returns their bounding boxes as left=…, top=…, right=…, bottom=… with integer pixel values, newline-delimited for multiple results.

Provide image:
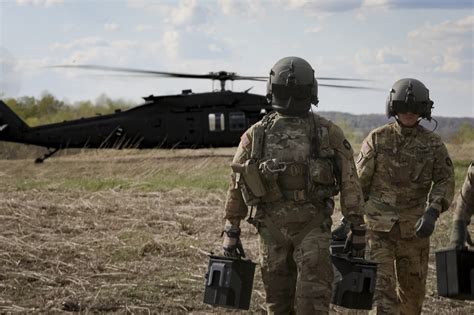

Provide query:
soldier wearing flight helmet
left=355, top=78, right=455, bottom=314
left=221, top=56, right=366, bottom=314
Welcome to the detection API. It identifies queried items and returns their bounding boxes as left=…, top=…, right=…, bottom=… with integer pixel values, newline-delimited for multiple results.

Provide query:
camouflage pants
left=258, top=220, right=333, bottom=315
left=367, top=223, right=429, bottom=315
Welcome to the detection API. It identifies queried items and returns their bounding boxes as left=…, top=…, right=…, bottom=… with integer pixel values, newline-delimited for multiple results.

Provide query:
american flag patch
left=240, top=133, right=251, bottom=148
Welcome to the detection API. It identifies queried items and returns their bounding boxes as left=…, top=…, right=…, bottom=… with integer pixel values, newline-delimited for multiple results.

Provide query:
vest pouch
left=309, top=158, right=335, bottom=186
left=258, top=159, right=284, bottom=203
left=236, top=175, right=260, bottom=206
left=232, top=161, right=266, bottom=202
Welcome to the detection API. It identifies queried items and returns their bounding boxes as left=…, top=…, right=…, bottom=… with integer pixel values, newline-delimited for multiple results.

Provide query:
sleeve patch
left=343, top=139, right=352, bottom=151
left=361, top=141, right=371, bottom=155
left=240, top=133, right=251, bottom=149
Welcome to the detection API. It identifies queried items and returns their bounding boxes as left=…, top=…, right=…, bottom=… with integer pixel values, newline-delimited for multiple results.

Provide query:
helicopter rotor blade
left=47, top=64, right=380, bottom=90
left=47, top=64, right=215, bottom=79
left=232, top=76, right=372, bottom=82
left=319, top=83, right=383, bottom=91
left=317, top=77, right=372, bottom=82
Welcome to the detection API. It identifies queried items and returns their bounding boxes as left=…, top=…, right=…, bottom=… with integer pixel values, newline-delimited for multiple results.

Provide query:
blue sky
left=1, top=0, right=473, bottom=117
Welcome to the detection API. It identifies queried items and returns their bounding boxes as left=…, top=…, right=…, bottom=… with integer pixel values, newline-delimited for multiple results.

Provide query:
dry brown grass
left=0, top=145, right=473, bottom=313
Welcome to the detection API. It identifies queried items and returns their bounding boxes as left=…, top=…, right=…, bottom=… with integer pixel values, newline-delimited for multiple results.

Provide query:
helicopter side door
left=164, top=111, right=203, bottom=147
left=204, top=110, right=246, bottom=146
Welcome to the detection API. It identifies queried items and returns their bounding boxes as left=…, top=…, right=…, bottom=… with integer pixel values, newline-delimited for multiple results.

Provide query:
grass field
left=0, top=144, right=473, bottom=314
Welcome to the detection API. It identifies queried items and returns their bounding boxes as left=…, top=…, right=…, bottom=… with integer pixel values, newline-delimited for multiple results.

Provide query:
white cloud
left=375, top=47, right=407, bottom=64
left=171, top=0, right=198, bottom=26
left=407, top=15, right=473, bottom=76
left=127, top=0, right=169, bottom=12
left=285, top=0, right=363, bottom=14
left=50, top=37, right=109, bottom=51
left=354, top=15, right=473, bottom=77
left=162, top=29, right=180, bottom=59
left=304, top=26, right=323, bottom=34
left=0, top=47, right=23, bottom=97
left=218, top=0, right=265, bottom=17
left=135, top=24, right=153, bottom=32
left=128, top=0, right=209, bottom=27
left=408, top=16, right=473, bottom=42
left=48, top=37, right=139, bottom=66
left=104, top=23, right=119, bottom=32
left=15, top=0, right=63, bottom=6
left=362, top=0, right=473, bottom=10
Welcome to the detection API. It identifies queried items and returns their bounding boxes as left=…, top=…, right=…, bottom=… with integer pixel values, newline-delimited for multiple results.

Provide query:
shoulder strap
left=310, top=114, right=321, bottom=159
left=250, top=112, right=277, bottom=160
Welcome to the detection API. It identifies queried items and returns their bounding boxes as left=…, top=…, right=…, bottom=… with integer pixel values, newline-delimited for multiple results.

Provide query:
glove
left=449, top=220, right=468, bottom=250
left=332, top=217, right=350, bottom=241
left=222, top=225, right=245, bottom=258
left=415, top=207, right=439, bottom=238
left=344, top=226, right=366, bottom=258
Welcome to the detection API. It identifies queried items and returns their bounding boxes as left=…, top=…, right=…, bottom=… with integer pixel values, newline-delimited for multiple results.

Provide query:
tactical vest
left=249, top=112, right=339, bottom=203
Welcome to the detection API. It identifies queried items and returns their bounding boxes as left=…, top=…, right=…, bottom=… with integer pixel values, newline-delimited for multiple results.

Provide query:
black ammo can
left=330, top=241, right=377, bottom=310
left=435, top=248, right=474, bottom=300
left=203, top=255, right=256, bottom=310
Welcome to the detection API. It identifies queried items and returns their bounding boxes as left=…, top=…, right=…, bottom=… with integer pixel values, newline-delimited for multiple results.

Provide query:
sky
left=0, top=0, right=473, bottom=117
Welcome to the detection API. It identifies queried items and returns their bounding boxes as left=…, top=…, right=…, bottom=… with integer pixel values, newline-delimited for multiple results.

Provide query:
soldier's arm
left=453, top=163, right=474, bottom=222
left=223, top=129, right=253, bottom=227
left=428, top=142, right=455, bottom=213
left=329, top=124, right=365, bottom=226
left=356, top=133, right=376, bottom=200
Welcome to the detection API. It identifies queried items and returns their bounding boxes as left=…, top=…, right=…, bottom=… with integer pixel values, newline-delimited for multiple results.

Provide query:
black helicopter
left=0, top=65, right=373, bottom=163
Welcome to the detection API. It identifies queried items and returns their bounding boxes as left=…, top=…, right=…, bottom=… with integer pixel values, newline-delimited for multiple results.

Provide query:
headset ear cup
left=385, top=98, right=393, bottom=118
left=266, top=93, right=272, bottom=104
left=312, top=79, right=319, bottom=105
left=312, top=95, right=319, bottom=105
left=425, top=101, right=434, bottom=120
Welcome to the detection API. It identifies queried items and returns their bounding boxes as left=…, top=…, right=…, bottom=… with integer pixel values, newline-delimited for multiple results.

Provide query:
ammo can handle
left=207, top=262, right=226, bottom=287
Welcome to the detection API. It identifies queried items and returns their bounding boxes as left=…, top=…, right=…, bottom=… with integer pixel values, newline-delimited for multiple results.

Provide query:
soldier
left=355, top=78, right=455, bottom=314
left=221, top=56, right=366, bottom=314
left=449, top=162, right=474, bottom=249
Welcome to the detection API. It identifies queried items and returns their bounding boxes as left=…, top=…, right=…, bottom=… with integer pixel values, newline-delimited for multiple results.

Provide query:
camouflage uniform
left=356, top=121, right=455, bottom=315
left=224, top=111, right=365, bottom=314
left=453, top=162, right=474, bottom=222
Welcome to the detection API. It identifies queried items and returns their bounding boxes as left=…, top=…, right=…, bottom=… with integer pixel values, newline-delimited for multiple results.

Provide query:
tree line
left=3, top=92, right=135, bottom=127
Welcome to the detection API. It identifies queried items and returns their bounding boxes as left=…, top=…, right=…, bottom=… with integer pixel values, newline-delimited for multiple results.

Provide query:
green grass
left=11, top=161, right=467, bottom=193
left=453, top=159, right=471, bottom=191
left=12, top=167, right=229, bottom=192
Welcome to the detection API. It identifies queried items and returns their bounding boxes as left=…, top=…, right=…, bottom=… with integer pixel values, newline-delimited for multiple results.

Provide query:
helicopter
left=0, top=65, right=375, bottom=163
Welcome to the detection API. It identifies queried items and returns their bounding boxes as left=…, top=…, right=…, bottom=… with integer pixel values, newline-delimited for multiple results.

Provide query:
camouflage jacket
left=224, top=111, right=365, bottom=227
left=453, top=162, right=474, bottom=222
left=357, top=121, right=455, bottom=236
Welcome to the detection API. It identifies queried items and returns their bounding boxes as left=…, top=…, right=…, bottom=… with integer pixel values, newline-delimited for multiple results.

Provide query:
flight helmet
left=386, top=78, right=434, bottom=121
left=266, top=56, right=318, bottom=116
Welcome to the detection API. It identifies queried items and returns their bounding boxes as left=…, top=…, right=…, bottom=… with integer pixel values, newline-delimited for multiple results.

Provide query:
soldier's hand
left=222, top=225, right=245, bottom=258
left=332, top=217, right=350, bottom=241
left=344, top=226, right=366, bottom=258
left=415, top=207, right=439, bottom=238
left=449, top=219, right=468, bottom=250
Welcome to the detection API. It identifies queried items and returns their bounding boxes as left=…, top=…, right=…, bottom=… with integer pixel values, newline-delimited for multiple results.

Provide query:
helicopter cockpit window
left=208, top=113, right=225, bottom=132
left=229, top=112, right=246, bottom=131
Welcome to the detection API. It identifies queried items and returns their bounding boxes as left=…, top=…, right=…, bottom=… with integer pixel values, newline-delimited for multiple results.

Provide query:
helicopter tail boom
left=0, top=100, right=30, bottom=141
